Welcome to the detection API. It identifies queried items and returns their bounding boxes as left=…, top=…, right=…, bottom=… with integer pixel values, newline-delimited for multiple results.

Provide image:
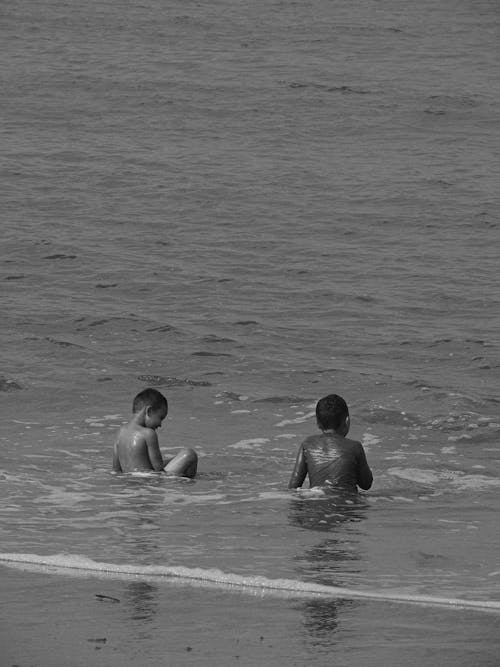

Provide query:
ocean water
left=1, top=0, right=499, bottom=665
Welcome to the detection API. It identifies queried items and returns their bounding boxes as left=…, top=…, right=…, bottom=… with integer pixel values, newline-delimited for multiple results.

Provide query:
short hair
left=316, top=394, right=349, bottom=430
left=132, top=388, right=168, bottom=414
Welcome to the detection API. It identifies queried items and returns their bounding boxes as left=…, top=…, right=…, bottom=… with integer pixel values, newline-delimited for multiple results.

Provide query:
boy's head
left=316, top=394, right=349, bottom=434
left=132, top=388, right=168, bottom=428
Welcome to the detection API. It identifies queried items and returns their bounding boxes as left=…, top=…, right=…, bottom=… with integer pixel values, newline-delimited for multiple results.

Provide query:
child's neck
left=132, top=412, right=147, bottom=427
left=321, top=427, right=346, bottom=437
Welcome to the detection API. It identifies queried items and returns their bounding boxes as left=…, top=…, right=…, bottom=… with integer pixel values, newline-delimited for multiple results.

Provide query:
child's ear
left=144, top=405, right=155, bottom=420
left=344, top=415, right=350, bottom=435
left=138, top=405, right=149, bottom=419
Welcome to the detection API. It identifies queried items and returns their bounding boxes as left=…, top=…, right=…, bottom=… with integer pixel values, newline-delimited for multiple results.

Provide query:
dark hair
left=315, top=394, right=349, bottom=431
left=132, top=388, right=168, bottom=414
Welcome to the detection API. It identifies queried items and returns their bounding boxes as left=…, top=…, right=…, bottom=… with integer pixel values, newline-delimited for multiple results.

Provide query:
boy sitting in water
left=112, top=388, right=198, bottom=477
left=288, top=394, right=372, bottom=493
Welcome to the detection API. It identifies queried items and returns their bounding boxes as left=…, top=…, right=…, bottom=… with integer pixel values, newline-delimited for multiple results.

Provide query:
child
left=112, top=388, right=198, bottom=477
left=288, top=394, right=372, bottom=493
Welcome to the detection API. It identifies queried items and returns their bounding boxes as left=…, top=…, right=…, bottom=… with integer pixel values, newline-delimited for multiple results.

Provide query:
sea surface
left=1, top=0, right=499, bottom=665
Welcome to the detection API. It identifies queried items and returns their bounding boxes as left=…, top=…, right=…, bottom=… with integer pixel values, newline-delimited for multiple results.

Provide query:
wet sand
left=2, top=568, right=499, bottom=667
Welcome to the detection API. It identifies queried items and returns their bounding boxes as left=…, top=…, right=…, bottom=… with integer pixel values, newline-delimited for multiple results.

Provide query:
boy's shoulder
left=301, top=433, right=323, bottom=446
left=339, top=435, right=364, bottom=453
left=301, top=433, right=338, bottom=449
left=117, top=421, right=154, bottom=442
left=302, top=433, right=362, bottom=450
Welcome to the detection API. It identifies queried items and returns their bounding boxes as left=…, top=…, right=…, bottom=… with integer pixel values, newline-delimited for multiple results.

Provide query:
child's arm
left=112, top=442, right=122, bottom=473
left=288, top=444, right=307, bottom=489
left=145, top=430, right=166, bottom=471
left=355, top=444, right=373, bottom=490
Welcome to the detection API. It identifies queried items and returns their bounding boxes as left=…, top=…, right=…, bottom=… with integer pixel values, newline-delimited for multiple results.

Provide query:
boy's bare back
left=288, top=393, right=373, bottom=493
left=289, top=432, right=372, bottom=492
left=113, top=423, right=164, bottom=473
left=112, top=388, right=198, bottom=478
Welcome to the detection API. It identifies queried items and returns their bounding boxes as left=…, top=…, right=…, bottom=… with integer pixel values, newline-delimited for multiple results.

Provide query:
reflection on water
left=299, top=598, right=357, bottom=642
left=106, top=475, right=185, bottom=561
left=289, top=493, right=369, bottom=644
left=103, top=484, right=164, bottom=634
left=289, top=494, right=369, bottom=585
left=125, top=581, right=158, bottom=623
left=288, top=493, right=369, bottom=533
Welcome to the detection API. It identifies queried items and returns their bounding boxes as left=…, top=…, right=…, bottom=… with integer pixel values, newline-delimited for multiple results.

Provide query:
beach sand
left=2, top=567, right=500, bottom=667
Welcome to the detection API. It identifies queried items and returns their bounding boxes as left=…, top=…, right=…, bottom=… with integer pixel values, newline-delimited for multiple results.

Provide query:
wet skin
left=288, top=430, right=372, bottom=493
left=113, top=405, right=197, bottom=477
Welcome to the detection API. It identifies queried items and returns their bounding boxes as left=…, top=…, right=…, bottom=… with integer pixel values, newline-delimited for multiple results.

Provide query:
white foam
left=37, top=489, right=94, bottom=506
left=361, top=432, right=381, bottom=447
left=388, top=468, right=440, bottom=485
left=388, top=468, right=500, bottom=491
left=450, top=474, right=500, bottom=491
left=275, top=411, right=315, bottom=427
left=175, top=493, right=227, bottom=504
left=295, top=487, right=327, bottom=498
left=0, top=552, right=498, bottom=613
left=127, top=471, right=162, bottom=477
left=12, top=420, right=41, bottom=425
left=257, top=491, right=290, bottom=501
left=228, top=438, right=269, bottom=449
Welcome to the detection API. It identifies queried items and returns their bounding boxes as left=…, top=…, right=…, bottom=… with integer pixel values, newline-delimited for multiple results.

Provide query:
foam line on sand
left=1, top=552, right=499, bottom=613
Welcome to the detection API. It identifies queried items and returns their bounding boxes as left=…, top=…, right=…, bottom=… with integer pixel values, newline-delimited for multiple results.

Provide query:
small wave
left=449, top=474, right=500, bottom=491
left=76, top=317, right=130, bottom=331
left=361, top=432, right=381, bottom=447
left=137, top=375, right=212, bottom=387
left=146, top=324, right=178, bottom=333
left=0, top=377, right=23, bottom=392
left=125, top=471, right=162, bottom=478
left=275, top=411, right=315, bottom=427
left=36, top=489, right=95, bottom=507
left=43, top=254, right=77, bottom=260
left=426, top=414, right=500, bottom=444
left=253, top=396, right=311, bottom=405
left=229, top=438, right=270, bottom=450
left=388, top=468, right=440, bottom=485
left=216, top=391, right=249, bottom=402
left=0, top=553, right=498, bottom=612
left=388, top=467, right=500, bottom=491
left=288, top=81, right=371, bottom=95
left=295, top=487, right=327, bottom=499
left=192, top=351, right=232, bottom=357
left=201, top=335, right=236, bottom=344
left=88, top=414, right=121, bottom=422
left=257, top=491, right=290, bottom=501
left=363, top=407, right=420, bottom=427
